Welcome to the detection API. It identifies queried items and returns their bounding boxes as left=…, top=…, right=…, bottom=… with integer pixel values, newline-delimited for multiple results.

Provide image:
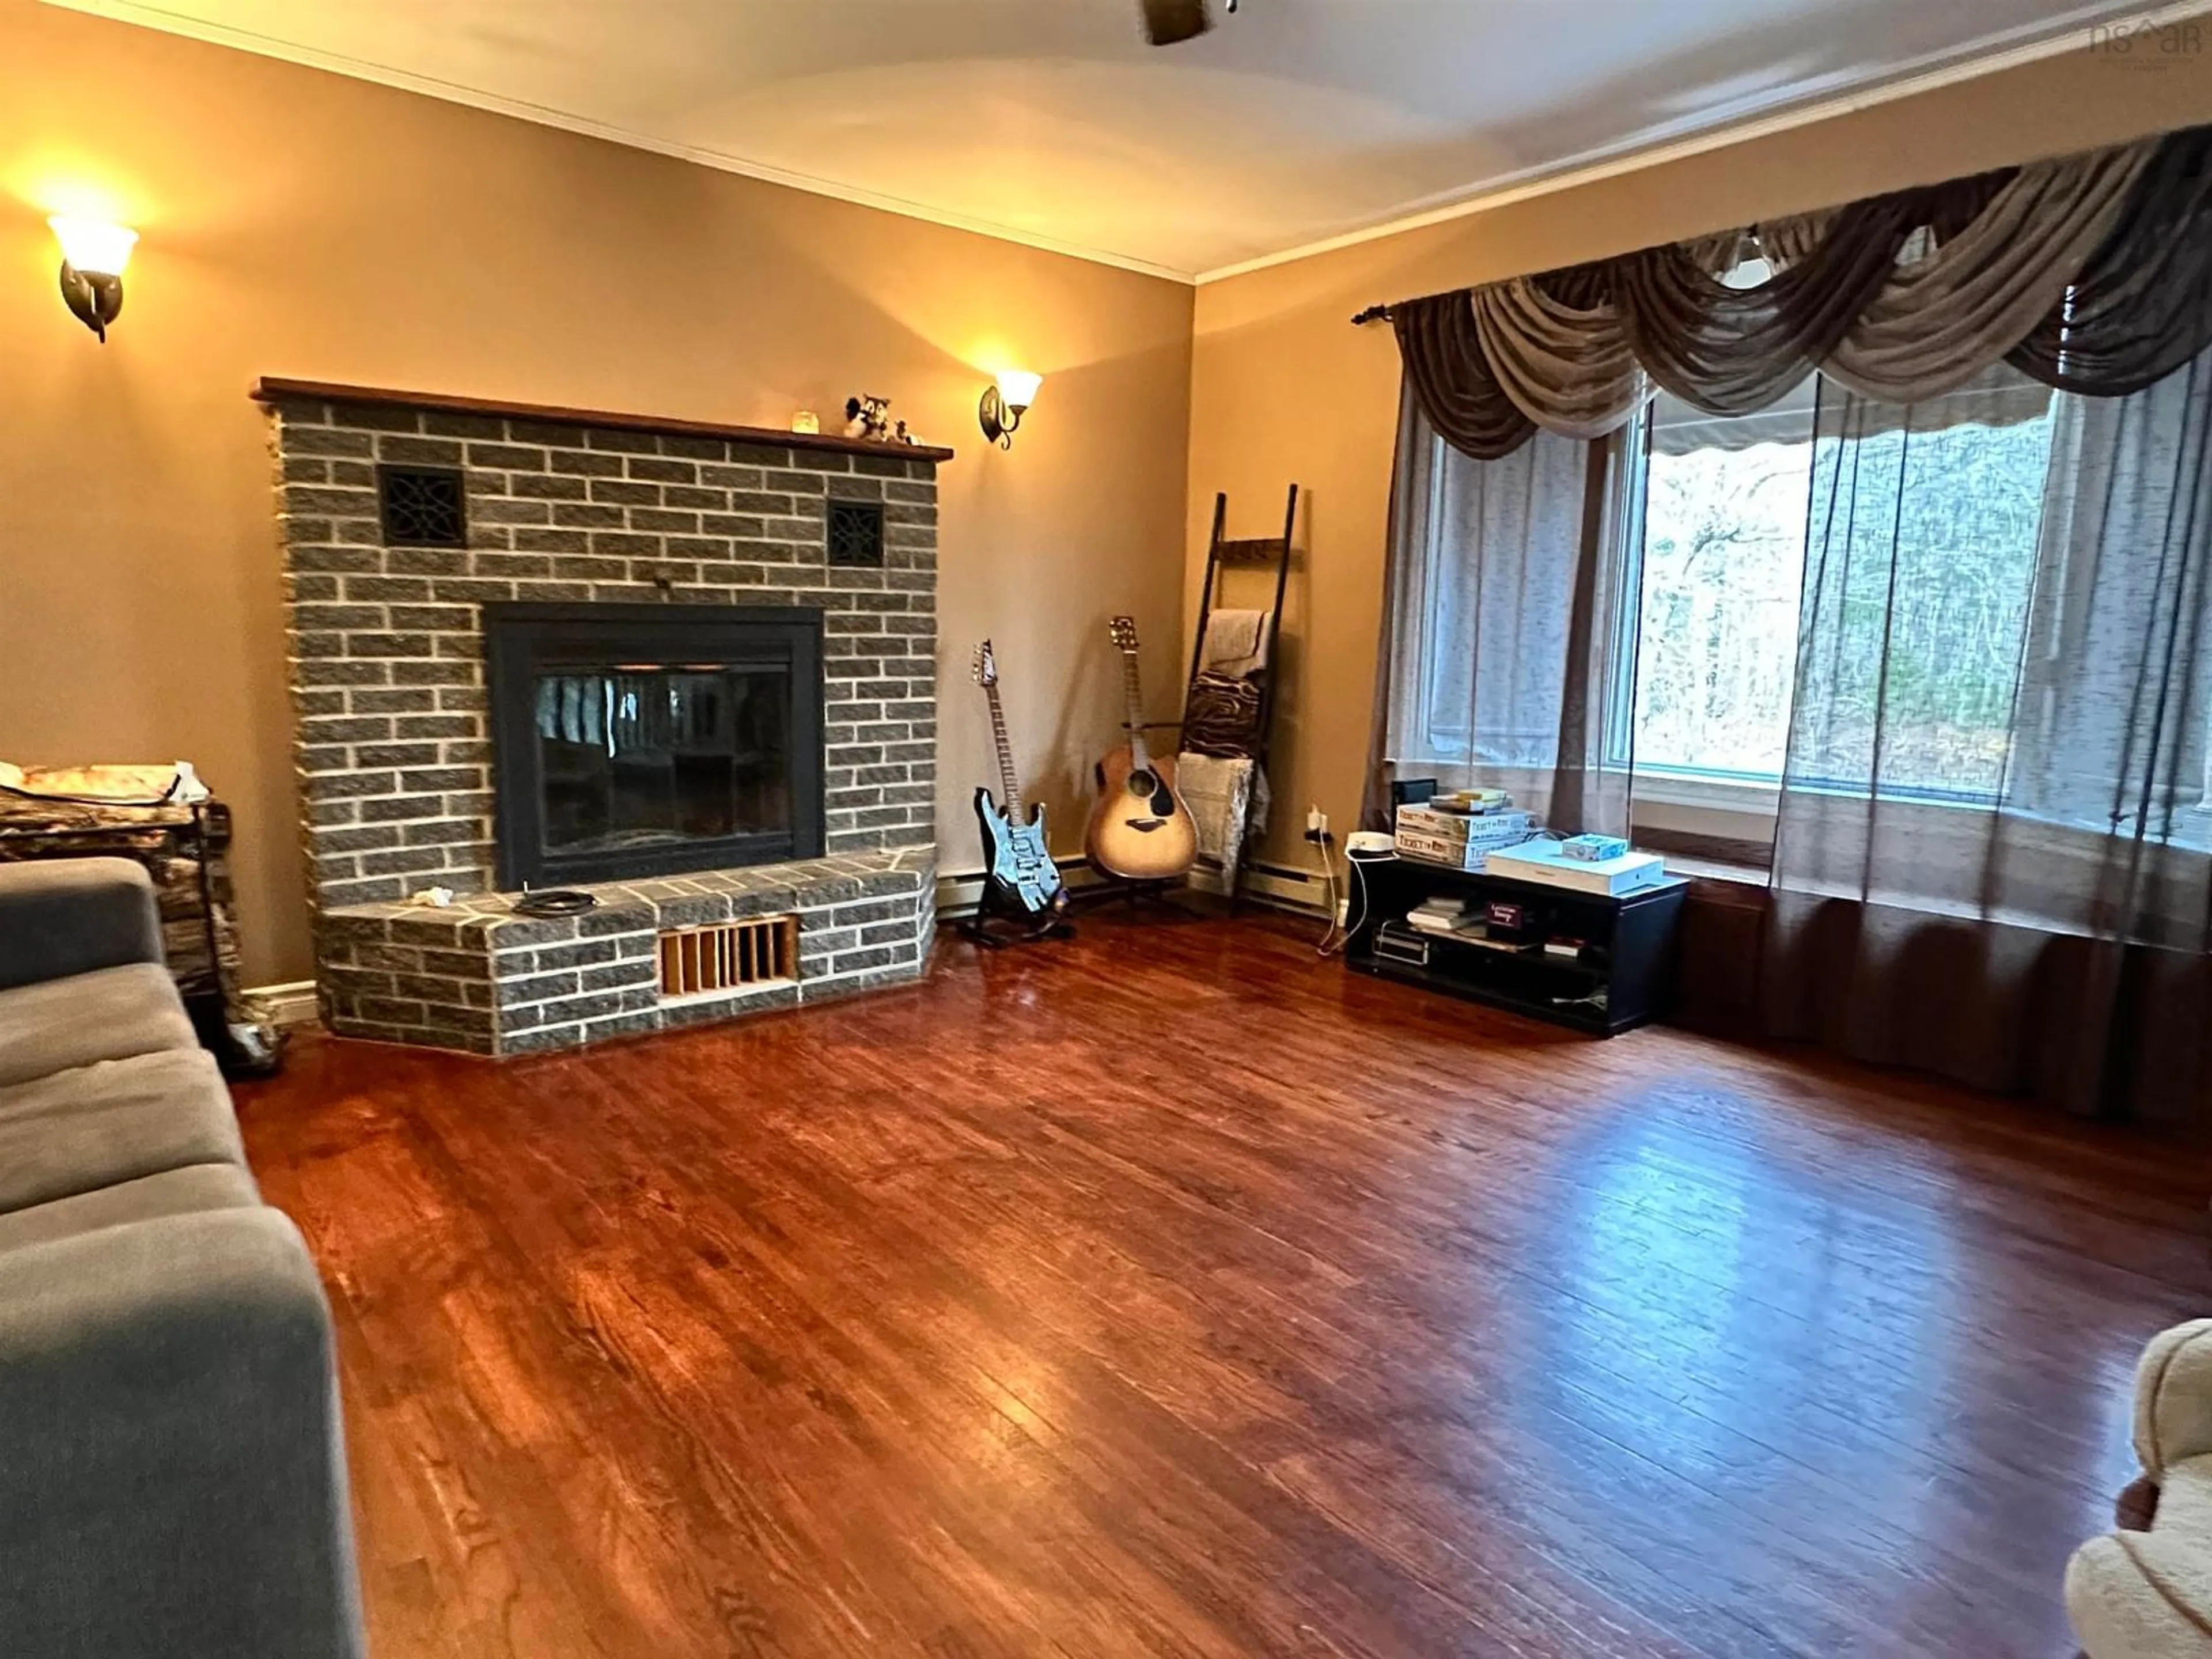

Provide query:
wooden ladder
left=1180, top=484, right=1298, bottom=909
left=1185, top=484, right=1297, bottom=779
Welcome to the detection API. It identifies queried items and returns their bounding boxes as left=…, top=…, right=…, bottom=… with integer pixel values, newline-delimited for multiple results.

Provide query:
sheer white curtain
left=2008, top=358, right=2212, bottom=866
left=1774, top=357, right=2212, bottom=944
left=1370, top=389, right=1641, bottom=835
left=1765, top=351, right=2212, bottom=1119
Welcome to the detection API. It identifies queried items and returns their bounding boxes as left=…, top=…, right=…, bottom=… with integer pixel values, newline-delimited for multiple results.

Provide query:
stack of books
left=1404, top=896, right=1480, bottom=937
left=1394, top=793, right=1538, bottom=870
left=1403, top=896, right=1538, bottom=953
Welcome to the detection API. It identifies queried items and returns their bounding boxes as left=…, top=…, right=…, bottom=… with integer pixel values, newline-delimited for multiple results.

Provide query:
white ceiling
left=48, top=0, right=2195, bottom=281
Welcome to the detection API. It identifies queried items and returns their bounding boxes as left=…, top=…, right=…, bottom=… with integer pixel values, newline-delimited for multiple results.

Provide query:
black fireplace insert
left=483, top=603, right=825, bottom=888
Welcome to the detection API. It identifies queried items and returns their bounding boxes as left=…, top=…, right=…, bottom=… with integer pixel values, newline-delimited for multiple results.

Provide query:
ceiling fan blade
left=1139, top=0, right=1212, bottom=47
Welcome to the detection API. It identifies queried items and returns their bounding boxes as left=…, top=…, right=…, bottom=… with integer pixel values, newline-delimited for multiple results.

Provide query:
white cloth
left=1176, top=752, right=1269, bottom=898
left=0, top=762, right=205, bottom=805
left=1198, top=609, right=1271, bottom=677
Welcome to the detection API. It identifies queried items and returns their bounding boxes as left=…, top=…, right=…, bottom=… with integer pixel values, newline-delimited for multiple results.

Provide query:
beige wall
left=16, top=5, right=2212, bottom=988
left=1188, top=48, right=2212, bottom=876
left=0, top=0, right=1192, bottom=984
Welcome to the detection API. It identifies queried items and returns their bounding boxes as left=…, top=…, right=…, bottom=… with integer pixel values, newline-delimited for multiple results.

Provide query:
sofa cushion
left=0, top=1049, right=247, bottom=1215
left=0, top=1164, right=262, bottom=1255
left=0, top=961, right=196, bottom=1089
left=0, top=857, right=165, bottom=992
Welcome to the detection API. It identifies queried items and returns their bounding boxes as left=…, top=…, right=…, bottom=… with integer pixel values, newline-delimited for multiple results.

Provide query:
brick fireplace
left=262, top=380, right=947, bottom=1055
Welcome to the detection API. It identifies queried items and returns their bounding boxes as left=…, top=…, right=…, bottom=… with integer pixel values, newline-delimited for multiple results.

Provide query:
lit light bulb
left=48, top=217, right=138, bottom=277
left=995, top=369, right=1043, bottom=412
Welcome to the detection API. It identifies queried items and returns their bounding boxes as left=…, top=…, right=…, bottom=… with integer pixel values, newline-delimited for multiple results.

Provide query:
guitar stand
left=1074, top=876, right=1192, bottom=916
left=958, top=890, right=1074, bottom=950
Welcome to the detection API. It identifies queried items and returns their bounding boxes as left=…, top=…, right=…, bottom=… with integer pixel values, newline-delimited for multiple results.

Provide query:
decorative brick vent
left=376, top=464, right=467, bottom=547
left=827, top=498, right=887, bottom=569
left=260, top=380, right=948, bottom=1056
left=659, top=915, right=796, bottom=999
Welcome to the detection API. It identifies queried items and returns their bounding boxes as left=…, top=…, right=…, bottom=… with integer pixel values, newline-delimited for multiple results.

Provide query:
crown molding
left=41, top=0, right=1198, bottom=283
left=1191, top=0, right=2212, bottom=284
left=48, top=0, right=2212, bottom=290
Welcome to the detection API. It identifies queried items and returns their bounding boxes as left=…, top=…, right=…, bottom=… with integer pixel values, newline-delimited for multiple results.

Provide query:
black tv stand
left=1345, top=856, right=1686, bottom=1036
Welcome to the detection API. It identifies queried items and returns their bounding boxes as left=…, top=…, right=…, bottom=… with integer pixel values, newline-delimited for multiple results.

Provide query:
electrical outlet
left=1305, top=806, right=1330, bottom=843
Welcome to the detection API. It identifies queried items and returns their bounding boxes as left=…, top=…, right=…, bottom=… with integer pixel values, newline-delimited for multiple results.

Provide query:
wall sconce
left=978, top=370, right=1043, bottom=449
left=50, top=217, right=138, bottom=342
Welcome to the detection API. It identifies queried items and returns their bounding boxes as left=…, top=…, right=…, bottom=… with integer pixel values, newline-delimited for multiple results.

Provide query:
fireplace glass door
left=486, top=605, right=824, bottom=887
left=536, top=666, right=793, bottom=858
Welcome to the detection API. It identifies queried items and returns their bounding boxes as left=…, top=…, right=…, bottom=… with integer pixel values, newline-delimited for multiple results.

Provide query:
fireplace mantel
left=251, top=377, right=958, bottom=465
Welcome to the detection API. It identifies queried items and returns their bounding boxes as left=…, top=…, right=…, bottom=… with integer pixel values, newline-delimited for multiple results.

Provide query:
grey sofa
left=0, top=857, right=366, bottom=1658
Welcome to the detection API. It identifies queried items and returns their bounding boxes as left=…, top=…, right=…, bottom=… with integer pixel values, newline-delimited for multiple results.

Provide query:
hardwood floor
left=235, top=909, right=2210, bottom=1658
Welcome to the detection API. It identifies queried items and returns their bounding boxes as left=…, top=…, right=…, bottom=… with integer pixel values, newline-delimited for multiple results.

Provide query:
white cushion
left=2071, top=1321, right=2212, bottom=1658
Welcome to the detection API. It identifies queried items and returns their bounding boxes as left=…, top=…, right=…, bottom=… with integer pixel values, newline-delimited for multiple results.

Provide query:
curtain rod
left=1351, top=305, right=1393, bottom=327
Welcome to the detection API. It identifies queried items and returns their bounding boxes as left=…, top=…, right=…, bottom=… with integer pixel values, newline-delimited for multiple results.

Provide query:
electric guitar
left=971, top=642, right=1066, bottom=916
left=1085, top=616, right=1199, bottom=881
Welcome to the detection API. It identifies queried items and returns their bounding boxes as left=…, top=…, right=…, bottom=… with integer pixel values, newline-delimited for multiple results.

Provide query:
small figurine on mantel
left=844, top=394, right=893, bottom=442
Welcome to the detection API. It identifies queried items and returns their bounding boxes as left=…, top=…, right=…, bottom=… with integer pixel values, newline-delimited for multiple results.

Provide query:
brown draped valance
left=1389, top=123, right=2212, bottom=459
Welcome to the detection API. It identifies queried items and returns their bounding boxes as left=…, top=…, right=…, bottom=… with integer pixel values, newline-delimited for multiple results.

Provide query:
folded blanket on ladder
left=1198, top=608, right=1271, bottom=677
left=1176, top=753, right=1270, bottom=898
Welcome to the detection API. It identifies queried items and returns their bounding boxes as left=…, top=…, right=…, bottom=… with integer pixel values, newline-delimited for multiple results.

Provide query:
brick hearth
left=262, top=381, right=946, bottom=1055
left=314, top=851, right=934, bottom=1055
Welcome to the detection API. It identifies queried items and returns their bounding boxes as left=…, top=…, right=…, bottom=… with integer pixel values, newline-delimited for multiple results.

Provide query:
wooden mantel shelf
left=250, top=377, right=957, bottom=465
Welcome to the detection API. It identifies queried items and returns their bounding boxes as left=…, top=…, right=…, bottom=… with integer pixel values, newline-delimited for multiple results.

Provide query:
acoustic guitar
left=971, top=641, right=1066, bottom=916
left=1085, top=616, right=1199, bottom=881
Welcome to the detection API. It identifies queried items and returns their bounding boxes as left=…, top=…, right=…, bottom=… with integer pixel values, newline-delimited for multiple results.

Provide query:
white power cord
left=1313, top=832, right=1345, bottom=956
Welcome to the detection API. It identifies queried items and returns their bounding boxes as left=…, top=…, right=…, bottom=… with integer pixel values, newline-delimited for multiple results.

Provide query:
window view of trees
left=1788, top=412, right=2056, bottom=798
left=1631, top=438, right=1811, bottom=781
left=1630, top=394, right=2058, bottom=798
